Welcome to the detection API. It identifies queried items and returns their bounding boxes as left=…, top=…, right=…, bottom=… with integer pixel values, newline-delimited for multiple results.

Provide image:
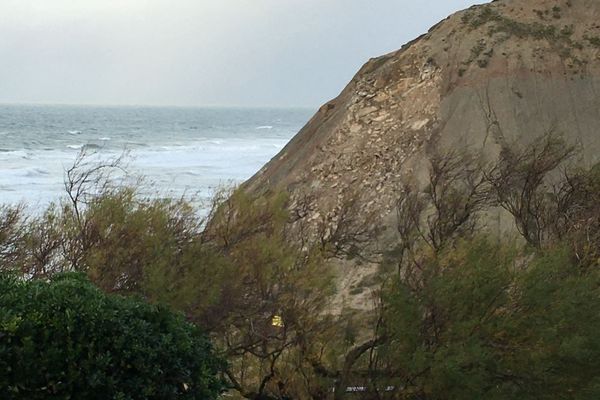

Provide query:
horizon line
left=0, top=101, right=319, bottom=110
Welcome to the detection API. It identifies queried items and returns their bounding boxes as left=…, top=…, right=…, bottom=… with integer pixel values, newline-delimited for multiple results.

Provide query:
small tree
left=204, top=189, right=337, bottom=400
left=547, top=163, right=600, bottom=267
left=0, top=273, right=225, bottom=400
left=487, top=131, right=577, bottom=248
left=0, top=205, right=26, bottom=270
left=378, top=239, right=600, bottom=400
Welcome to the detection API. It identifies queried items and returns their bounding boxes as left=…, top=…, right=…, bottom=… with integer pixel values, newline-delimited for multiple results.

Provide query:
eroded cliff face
left=242, top=0, right=600, bottom=308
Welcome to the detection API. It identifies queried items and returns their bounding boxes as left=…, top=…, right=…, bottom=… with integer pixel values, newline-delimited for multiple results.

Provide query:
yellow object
left=271, top=315, right=284, bottom=327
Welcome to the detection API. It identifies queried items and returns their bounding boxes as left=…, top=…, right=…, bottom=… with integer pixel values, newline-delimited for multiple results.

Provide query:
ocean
left=0, top=104, right=313, bottom=208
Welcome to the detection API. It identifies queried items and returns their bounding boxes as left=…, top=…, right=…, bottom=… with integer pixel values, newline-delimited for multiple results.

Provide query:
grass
left=460, top=4, right=591, bottom=66
left=585, top=35, right=600, bottom=48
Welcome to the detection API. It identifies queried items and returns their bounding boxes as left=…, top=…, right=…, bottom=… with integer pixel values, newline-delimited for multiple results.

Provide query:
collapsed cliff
left=241, top=0, right=600, bottom=307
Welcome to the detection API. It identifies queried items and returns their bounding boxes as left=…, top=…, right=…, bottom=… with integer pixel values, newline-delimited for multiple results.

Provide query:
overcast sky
left=0, top=1, right=486, bottom=107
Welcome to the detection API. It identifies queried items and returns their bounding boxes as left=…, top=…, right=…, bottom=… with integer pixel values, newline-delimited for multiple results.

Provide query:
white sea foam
left=0, top=150, right=29, bottom=160
left=0, top=105, right=313, bottom=208
left=23, top=167, right=50, bottom=177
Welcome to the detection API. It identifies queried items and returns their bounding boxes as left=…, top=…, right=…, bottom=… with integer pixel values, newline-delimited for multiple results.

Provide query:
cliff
left=241, top=0, right=600, bottom=307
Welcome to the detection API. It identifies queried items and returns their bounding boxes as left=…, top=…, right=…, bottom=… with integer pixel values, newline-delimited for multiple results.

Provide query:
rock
left=349, top=124, right=362, bottom=133
left=238, top=0, right=600, bottom=299
left=356, top=106, right=379, bottom=119
left=373, top=92, right=390, bottom=103
left=372, top=113, right=390, bottom=123
left=410, top=119, right=429, bottom=130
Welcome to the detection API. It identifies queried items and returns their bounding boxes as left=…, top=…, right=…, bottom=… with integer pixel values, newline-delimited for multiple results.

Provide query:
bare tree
left=394, top=146, right=491, bottom=271
left=315, top=187, right=381, bottom=261
left=487, top=131, right=577, bottom=248
left=424, top=149, right=490, bottom=250
left=61, top=149, right=130, bottom=270
left=547, top=164, right=600, bottom=265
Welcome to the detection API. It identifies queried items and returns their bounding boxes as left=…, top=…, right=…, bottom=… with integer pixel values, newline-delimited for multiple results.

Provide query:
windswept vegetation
left=459, top=3, right=588, bottom=72
left=1, top=131, right=600, bottom=399
left=0, top=273, right=224, bottom=400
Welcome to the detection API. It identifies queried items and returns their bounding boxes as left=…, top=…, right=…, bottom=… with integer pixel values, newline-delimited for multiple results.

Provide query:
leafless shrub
left=487, top=131, right=577, bottom=248
left=316, top=188, right=381, bottom=261
left=547, top=165, right=600, bottom=266
left=395, top=146, right=491, bottom=266
left=424, top=148, right=491, bottom=250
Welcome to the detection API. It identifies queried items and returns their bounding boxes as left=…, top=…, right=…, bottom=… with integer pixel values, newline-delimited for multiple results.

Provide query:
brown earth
left=241, top=0, right=600, bottom=310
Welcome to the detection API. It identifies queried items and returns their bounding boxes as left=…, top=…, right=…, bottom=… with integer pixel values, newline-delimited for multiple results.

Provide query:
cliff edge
left=241, top=0, right=600, bottom=307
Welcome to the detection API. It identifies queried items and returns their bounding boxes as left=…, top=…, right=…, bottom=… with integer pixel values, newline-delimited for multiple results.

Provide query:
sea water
left=0, top=104, right=313, bottom=208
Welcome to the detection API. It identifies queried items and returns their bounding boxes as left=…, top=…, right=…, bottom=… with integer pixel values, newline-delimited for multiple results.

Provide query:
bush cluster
left=0, top=273, right=224, bottom=400
left=1, top=133, right=599, bottom=400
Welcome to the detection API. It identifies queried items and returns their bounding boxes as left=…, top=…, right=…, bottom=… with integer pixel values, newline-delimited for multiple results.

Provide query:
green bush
left=0, top=273, right=224, bottom=399
left=380, top=239, right=600, bottom=399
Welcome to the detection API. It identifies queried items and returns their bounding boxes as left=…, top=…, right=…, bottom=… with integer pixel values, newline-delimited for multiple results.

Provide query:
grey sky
left=0, top=1, right=486, bottom=107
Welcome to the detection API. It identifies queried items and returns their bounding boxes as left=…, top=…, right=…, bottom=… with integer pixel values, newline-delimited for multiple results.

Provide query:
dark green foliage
left=0, top=206, right=25, bottom=267
left=380, top=240, right=600, bottom=399
left=0, top=273, right=224, bottom=400
left=63, top=189, right=208, bottom=294
left=585, top=35, right=600, bottom=48
left=462, top=5, right=574, bottom=49
left=552, top=6, right=562, bottom=19
left=463, top=5, right=557, bottom=39
left=534, top=9, right=545, bottom=20
left=461, top=6, right=501, bottom=29
left=0, top=153, right=339, bottom=399
left=2, top=140, right=600, bottom=399
left=490, top=19, right=557, bottom=40
left=357, top=137, right=600, bottom=399
left=470, top=40, right=485, bottom=59
left=560, top=24, right=574, bottom=38
left=460, top=6, right=581, bottom=72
